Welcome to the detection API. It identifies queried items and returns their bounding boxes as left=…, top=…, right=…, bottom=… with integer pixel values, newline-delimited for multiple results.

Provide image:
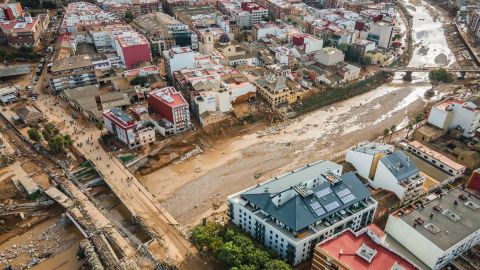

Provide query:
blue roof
left=380, top=151, right=419, bottom=181
left=241, top=172, right=371, bottom=232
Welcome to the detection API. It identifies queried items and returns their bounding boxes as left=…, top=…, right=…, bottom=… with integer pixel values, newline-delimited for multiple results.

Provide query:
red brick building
left=148, top=86, right=191, bottom=135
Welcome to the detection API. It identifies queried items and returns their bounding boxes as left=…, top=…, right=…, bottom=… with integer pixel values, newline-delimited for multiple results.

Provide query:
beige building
left=48, top=55, right=97, bottom=94
left=255, top=74, right=301, bottom=108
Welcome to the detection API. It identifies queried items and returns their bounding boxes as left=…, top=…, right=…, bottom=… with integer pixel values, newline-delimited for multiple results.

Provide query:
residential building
left=385, top=188, right=480, bottom=270
left=0, top=14, right=48, bottom=48
left=362, top=21, right=394, bottom=48
left=61, top=2, right=121, bottom=33
left=172, top=5, right=222, bottom=27
left=427, top=98, right=480, bottom=138
left=0, top=2, right=22, bottom=21
left=316, top=47, right=345, bottom=66
left=132, top=12, right=192, bottom=56
left=96, top=0, right=162, bottom=18
left=312, top=225, right=419, bottom=270
left=347, top=142, right=425, bottom=205
left=255, top=0, right=291, bottom=20
left=148, top=86, right=191, bottom=135
left=228, top=160, right=378, bottom=266
left=335, top=62, right=360, bottom=82
left=163, top=46, right=195, bottom=77
left=48, top=55, right=97, bottom=94
left=103, top=107, right=155, bottom=149
left=399, top=140, right=467, bottom=177
left=255, top=73, right=302, bottom=108
left=468, top=9, right=480, bottom=41
left=241, top=2, right=268, bottom=26
left=115, top=31, right=151, bottom=69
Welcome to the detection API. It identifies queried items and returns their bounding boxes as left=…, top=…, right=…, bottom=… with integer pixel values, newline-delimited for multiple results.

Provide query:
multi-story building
left=399, top=140, right=466, bottom=177
left=114, top=31, right=151, bottom=69
left=0, top=14, right=48, bottom=48
left=312, top=225, right=419, bottom=270
left=316, top=47, right=345, bottom=66
left=385, top=188, right=480, bottom=270
left=148, top=86, right=191, bottom=135
left=347, top=142, right=425, bottom=205
left=255, top=73, right=304, bottom=108
left=48, top=55, right=97, bottom=94
left=468, top=8, right=480, bottom=41
left=96, top=0, right=162, bottom=18
left=241, top=2, right=268, bottom=26
left=103, top=107, right=156, bottom=149
left=361, top=21, right=394, bottom=48
left=132, top=12, right=192, bottom=56
left=61, top=2, right=121, bottom=33
left=0, top=2, right=22, bottom=21
left=427, top=98, right=480, bottom=138
left=228, top=160, right=377, bottom=266
left=171, top=5, right=222, bottom=28
left=163, top=46, right=195, bottom=77
left=255, top=0, right=291, bottom=20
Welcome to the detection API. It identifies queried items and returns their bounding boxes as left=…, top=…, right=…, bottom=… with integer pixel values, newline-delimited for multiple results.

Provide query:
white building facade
left=386, top=188, right=480, bottom=270
left=228, top=160, right=378, bottom=266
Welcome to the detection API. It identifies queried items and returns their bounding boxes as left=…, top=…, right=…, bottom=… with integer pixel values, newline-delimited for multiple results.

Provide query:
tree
left=415, top=112, right=424, bottom=128
left=323, top=39, right=332, bottom=47
left=130, top=76, right=148, bottom=87
left=48, top=134, right=73, bottom=153
left=383, top=128, right=390, bottom=142
left=124, top=11, right=134, bottom=22
left=27, top=128, right=42, bottom=142
left=42, top=122, right=59, bottom=141
left=406, top=121, right=414, bottom=138
left=215, top=242, right=243, bottom=268
left=337, top=43, right=350, bottom=53
left=264, top=260, right=291, bottom=270
left=389, top=124, right=397, bottom=142
left=428, top=68, right=454, bottom=85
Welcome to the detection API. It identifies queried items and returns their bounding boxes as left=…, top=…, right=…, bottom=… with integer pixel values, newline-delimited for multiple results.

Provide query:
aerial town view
left=0, top=0, right=480, bottom=269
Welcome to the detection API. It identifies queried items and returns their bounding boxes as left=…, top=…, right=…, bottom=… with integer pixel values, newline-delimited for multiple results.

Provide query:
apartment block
left=132, top=12, right=192, bottom=56
left=385, top=188, right=480, bottom=270
left=163, top=46, right=195, bottom=77
left=312, top=225, right=419, bottom=270
left=148, top=86, right=191, bottom=136
left=427, top=98, right=480, bottom=138
left=228, top=160, right=377, bottom=266
left=103, top=107, right=155, bottom=149
left=347, top=142, right=425, bottom=205
left=48, top=55, right=97, bottom=94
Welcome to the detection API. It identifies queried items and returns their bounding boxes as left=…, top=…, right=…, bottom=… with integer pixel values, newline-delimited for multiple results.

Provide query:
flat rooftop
left=394, top=188, right=480, bottom=251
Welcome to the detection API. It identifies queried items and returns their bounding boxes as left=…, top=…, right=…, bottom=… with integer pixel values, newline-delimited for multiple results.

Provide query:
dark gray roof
left=0, top=65, right=31, bottom=78
left=380, top=151, right=419, bottom=181
left=241, top=172, right=371, bottom=231
left=110, top=107, right=133, bottom=122
left=399, top=188, right=480, bottom=250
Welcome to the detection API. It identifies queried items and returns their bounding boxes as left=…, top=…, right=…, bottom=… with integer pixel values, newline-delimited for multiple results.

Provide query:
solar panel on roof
left=310, top=202, right=321, bottom=210
left=315, top=187, right=332, bottom=198
left=314, top=208, right=326, bottom=217
left=324, top=201, right=340, bottom=212
left=341, top=194, right=356, bottom=204
left=336, top=188, right=352, bottom=198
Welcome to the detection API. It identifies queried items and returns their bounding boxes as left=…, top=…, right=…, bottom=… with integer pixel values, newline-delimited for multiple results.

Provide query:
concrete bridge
left=382, top=66, right=480, bottom=73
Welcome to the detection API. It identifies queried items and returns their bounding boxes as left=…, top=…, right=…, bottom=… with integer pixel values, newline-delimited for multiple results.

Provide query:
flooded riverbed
left=144, top=0, right=457, bottom=225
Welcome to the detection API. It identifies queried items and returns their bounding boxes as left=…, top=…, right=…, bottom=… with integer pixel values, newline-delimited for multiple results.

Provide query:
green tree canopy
left=264, top=260, right=292, bottom=270
left=130, top=76, right=148, bottom=87
left=27, top=128, right=42, bottom=142
left=428, top=68, right=454, bottom=85
left=42, top=122, right=59, bottom=141
left=124, top=11, right=134, bottom=22
left=48, top=134, right=73, bottom=153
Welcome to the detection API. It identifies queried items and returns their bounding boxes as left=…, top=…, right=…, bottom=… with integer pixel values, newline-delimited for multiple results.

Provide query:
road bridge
left=382, top=66, right=480, bottom=73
